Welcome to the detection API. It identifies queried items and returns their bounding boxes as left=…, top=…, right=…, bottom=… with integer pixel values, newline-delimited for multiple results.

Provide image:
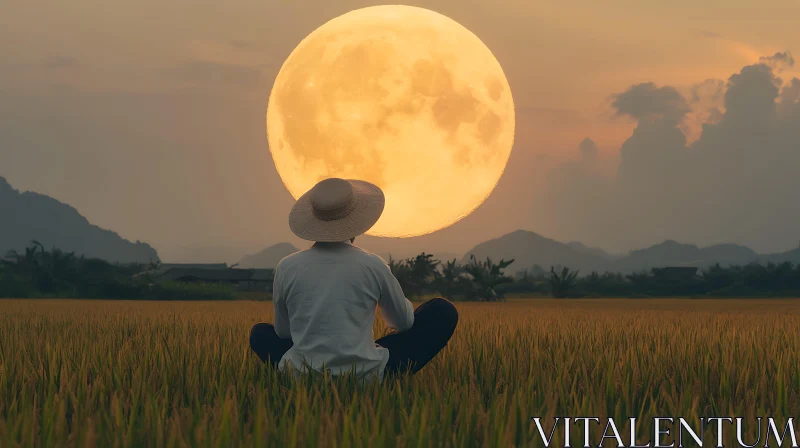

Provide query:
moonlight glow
left=266, top=5, right=515, bottom=237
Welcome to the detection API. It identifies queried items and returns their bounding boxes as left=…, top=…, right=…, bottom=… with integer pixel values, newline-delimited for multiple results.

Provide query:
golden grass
left=1, top=298, right=799, bottom=447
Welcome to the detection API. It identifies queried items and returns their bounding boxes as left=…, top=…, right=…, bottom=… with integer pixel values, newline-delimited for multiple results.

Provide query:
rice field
left=1, top=298, right=800, bottom=447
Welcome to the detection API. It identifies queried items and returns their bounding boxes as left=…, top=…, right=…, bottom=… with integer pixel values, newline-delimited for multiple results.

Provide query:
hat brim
left=288, top=180, right=385, bottom=242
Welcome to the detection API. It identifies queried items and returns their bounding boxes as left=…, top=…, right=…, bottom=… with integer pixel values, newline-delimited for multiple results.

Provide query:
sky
left=1, top=0, right=799, bottom=262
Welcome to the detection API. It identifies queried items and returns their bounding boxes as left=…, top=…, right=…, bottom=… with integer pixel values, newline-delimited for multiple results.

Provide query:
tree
left=432, top=258, right=464, bottom=299
left=549, top=266, right=579, bottom=298
left=462, top=255, right=515, bottom=301
left=387, top=253, right=441, bottom=299
left=4, top=240, right=44, bottom=277
left=404, top=252, right=440, bottom=299
left=581, top=271, right=602, bottom=296
left=35, top=246, right=78, bottom=294
left=702, top=263, right=729, bottom=288
left=388, top=256, right=413, bottom=296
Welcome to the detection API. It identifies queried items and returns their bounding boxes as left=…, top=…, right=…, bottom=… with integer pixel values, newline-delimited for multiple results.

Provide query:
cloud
left=689, top=79, right=726, bottom=103
left=610, top=82, right=691, bottom=125
left=539, top=138, right=614, bottom=241
left=608, top=83, right=691, bottom=203
left=551, top=53, right=800, bottom=252
left=681, top=79, right=726, bottom=143
left=778, top=78, right=800, bottom=116
left=720, top=62, right=781, bottom=124
left=578, top=137, right=597, bottom=162
left=759, top=51, right=795, bottom=71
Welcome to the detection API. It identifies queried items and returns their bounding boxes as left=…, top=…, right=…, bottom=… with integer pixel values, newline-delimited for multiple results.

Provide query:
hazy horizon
left=2, top=0, right=799, bottom=262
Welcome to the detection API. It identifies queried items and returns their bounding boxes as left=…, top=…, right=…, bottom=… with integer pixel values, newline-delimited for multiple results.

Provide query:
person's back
left=273, top=241, right=413, bottom=378
left=249, top=177, right=459, bottom=380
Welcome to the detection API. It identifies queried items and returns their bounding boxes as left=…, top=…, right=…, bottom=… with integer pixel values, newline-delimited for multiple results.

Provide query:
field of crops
left=2, top=298, right=800, bottom=447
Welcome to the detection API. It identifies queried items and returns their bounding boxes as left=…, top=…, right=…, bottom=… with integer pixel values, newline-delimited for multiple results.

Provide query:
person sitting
left=249, top=177, right=459, bottom=380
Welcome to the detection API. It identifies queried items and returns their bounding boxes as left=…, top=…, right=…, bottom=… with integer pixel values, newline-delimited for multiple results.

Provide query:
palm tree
left=388, top=255, right=413, bottom=296
left=432, top=258, right=464, bottom=299
left=463, top=255, right=515, bottom=301
left=40, top=247, right=78, bottom=294
left=395, top=253, right=440, bottom=299
left=4, top=240, right=44, bottom=276
left=549, top=266, right=579, bottom=298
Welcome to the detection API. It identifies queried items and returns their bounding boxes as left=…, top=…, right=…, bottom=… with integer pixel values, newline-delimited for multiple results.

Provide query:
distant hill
left=462, top=230, right=610, bottom=274
left=353, top=234, right=463, bottom=262
left=758, top=248, right=800, bottom=265
left=235, top=241, right=458, bottom=268
left=610, top=240, right=759, bottom=273
left=0, top=176, right=159, bottom=263
left=566, top=241, right=617, bottom=260
left=238, top=242, right=299, bottom=268
left=463, top=230, right=800, bottom=275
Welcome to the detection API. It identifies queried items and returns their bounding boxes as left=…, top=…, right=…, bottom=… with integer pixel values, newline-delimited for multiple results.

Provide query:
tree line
left=4, top=242, right=800, bottom=300
left=0, top=241, right=234, bottom=300
left=388, top=254, right=800, bottom=299
left=389, top=253, right=516, bottom=301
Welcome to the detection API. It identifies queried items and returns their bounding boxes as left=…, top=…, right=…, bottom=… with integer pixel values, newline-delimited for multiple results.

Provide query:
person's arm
left=272, top=264, right=291, bottom=339
left=374, top=256, right=415, bottom=332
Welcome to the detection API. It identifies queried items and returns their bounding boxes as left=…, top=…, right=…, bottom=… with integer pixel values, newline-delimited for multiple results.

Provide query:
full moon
left=267, top=5, right=515, bottom=237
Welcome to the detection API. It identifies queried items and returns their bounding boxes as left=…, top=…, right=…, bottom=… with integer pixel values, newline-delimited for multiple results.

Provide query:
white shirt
left=272, top=240, right=415, bottom=380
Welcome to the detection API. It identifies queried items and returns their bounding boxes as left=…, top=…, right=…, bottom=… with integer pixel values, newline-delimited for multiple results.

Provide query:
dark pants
left=249, top=297, right=459, bottom=376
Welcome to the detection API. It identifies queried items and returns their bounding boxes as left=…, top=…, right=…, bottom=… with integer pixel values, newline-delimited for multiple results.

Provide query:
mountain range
left=236, top=230, right=800, bottom=273
left=235, top=241, right=459, bottom=269
left=4, top=175, right=800, bottom=272
left=0, top=176, right=159, bottom=263
left=237, top=242, right=299, bottom=269
left=460, top=230, right=800, bottom=275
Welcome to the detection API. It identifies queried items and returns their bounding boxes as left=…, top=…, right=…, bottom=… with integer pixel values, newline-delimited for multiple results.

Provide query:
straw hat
left=289, top=178, right=385, bottom=242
